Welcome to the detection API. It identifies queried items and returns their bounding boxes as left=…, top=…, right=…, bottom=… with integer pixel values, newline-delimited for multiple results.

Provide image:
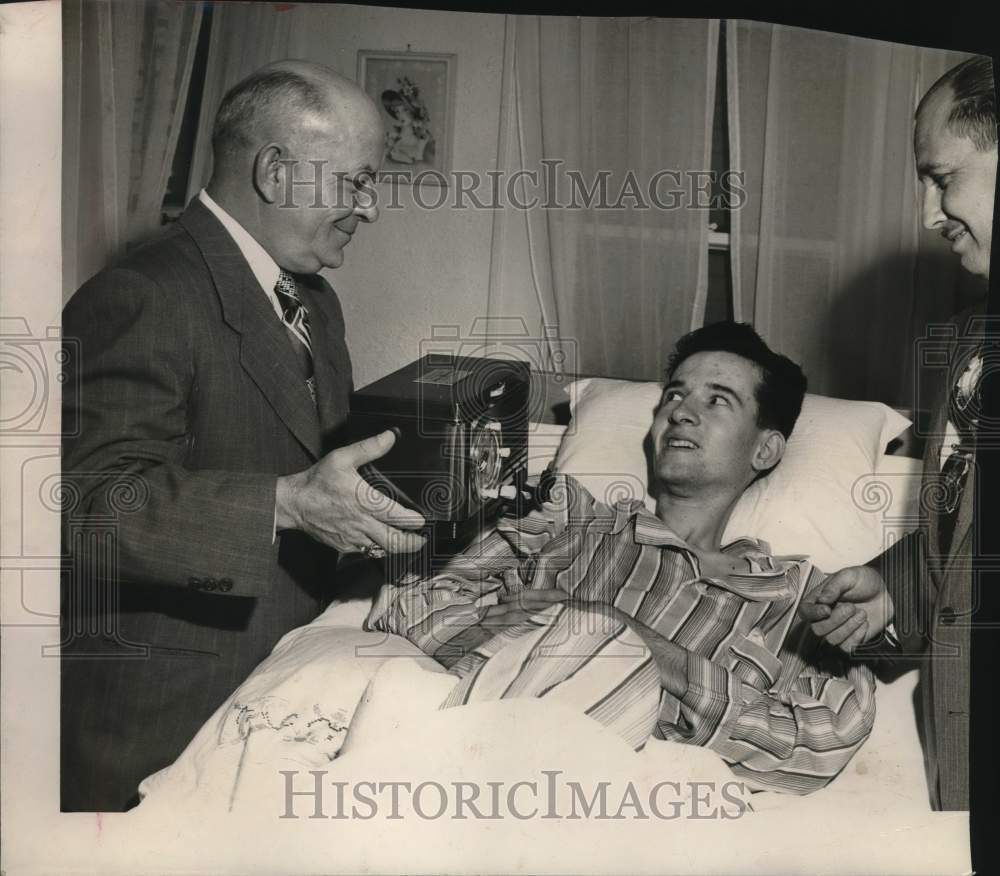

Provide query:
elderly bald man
left=60, top=61, right=426, bottom=810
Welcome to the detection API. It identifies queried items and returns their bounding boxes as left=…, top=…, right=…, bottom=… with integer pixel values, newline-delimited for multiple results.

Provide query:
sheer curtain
left=62, top=0, right=202, bottom=298
left=182, top=4, right=296, bottom=203
left=489, top=17, right=718, bottom=380
left=728, top=20, right=977, bottom=406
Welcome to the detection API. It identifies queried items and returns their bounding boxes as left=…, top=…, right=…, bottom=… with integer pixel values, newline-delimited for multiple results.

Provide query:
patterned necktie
left=938, top=349, right=981, bottom=555
left=274, top=270, right=316, bottom=406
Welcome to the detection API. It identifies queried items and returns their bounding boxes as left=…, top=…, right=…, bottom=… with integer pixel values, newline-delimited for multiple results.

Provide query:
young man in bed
left=800, top=55, right=996, bottom=811
left=366, top=321, right=876, bottom=796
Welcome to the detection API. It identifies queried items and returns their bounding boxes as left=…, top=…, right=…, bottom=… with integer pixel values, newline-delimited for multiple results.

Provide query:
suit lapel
left=922, top=344, right=977, bottom=583
left=179, top=201, right=322, bottom=460
left=933, top=306, right=984, bottom=578
left=923, top=398, right=947, bottom=579
left=234, top=275, right=323, bottom=458
left=946, top=464, right=975, bottom=571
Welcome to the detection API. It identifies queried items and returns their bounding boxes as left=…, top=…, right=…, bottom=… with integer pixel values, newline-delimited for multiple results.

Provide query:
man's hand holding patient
left=799, top=565, right=895, bottom=653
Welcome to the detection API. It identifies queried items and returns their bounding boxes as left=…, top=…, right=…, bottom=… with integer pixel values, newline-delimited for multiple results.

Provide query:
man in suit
left=60, top=60, right=426, bottom=811
left=799, top=56, right=996, bottom=811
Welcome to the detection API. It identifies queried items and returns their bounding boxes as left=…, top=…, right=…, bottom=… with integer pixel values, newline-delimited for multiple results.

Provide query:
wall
left=288, top=4, right=509, bottom=388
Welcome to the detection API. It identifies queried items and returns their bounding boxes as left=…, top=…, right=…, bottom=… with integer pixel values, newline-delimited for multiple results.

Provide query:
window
left=161, top=5, right=214, bottom=222
left=704, top=21, right=734, bottom=325
left=576, top=21, right=735, bottom=328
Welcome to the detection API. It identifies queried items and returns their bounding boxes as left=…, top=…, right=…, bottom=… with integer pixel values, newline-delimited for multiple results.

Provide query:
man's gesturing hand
left=275, top=429, right=426, bottom=554
left=798, top=565, right=894, bottom=653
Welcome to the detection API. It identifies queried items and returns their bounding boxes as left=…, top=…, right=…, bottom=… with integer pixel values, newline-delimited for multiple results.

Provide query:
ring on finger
left=361, top=543, right=386, bottom=560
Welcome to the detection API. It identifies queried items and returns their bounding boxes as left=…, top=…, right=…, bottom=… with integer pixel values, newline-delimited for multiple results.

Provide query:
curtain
left=62, top=0, right=202, bottom=298
left=489, top=17, right=718, bottom=380
left=183, top=3, right=296, bottom=204
left=728, top=20, right=977, bottom=406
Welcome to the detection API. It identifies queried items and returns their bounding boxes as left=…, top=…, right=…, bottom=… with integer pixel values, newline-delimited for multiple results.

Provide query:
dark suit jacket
left=60, top=199, right=353, bottom=810
left=874, top=306, right=981, bottom=811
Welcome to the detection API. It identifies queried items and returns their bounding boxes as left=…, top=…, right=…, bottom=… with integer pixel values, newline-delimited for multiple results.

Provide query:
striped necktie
left=274, top=270, right=316, bottom=406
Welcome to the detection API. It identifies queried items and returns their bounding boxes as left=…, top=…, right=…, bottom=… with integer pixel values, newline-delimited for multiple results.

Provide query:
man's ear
left=751, top=429, right=786, bottom=474
left=252, top=144, right=284, bottom=204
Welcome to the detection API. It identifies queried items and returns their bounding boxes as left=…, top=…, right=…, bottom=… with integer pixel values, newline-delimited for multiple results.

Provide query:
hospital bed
left=118, top=376, right=969, bottom=876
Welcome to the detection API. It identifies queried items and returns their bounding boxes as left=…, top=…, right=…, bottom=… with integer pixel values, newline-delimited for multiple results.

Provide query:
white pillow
left=552, top=378, right=911, bottom=572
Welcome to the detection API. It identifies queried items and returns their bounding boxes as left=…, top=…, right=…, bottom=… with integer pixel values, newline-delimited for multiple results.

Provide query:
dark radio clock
left=342, top=353, right=530, bottom=541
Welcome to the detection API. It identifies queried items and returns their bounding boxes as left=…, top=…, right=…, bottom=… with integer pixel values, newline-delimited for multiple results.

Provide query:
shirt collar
left=611, top=501, right=797, bottom=601
left=198, top=189, right=282, bottom=309
left=620, top=501, right=769, bottom=555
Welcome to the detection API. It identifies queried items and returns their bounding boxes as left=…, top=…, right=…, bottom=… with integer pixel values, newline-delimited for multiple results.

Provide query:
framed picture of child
left=357, top=50, right=456, bottom=185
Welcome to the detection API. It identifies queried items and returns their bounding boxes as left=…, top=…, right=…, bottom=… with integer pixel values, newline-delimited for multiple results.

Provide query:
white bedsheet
left=139, top=596, right=928, bottom=812
left=126, top=599, right=968, bottom=874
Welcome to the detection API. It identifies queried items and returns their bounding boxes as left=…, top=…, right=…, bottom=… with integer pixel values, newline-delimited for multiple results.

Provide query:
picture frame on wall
left=357, top=50, right=456, bottom=186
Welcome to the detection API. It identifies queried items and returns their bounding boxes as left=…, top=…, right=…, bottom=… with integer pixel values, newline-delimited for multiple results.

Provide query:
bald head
left=211, top=60, right=382, bottom=174
left=206, top=60, right=384, bottom=273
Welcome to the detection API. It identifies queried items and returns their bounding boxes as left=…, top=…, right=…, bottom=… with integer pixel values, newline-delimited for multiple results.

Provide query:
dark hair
left=666, top=321, right=807, bottom=439
left=211, top=68, right=329, bottom=165
left=917, top=56, right=997, bottom=151
left=381, top=90, right=406, bottom=112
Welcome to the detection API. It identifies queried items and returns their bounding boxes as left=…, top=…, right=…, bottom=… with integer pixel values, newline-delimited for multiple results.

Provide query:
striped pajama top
left=366, top=484, right=876, bottom=794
